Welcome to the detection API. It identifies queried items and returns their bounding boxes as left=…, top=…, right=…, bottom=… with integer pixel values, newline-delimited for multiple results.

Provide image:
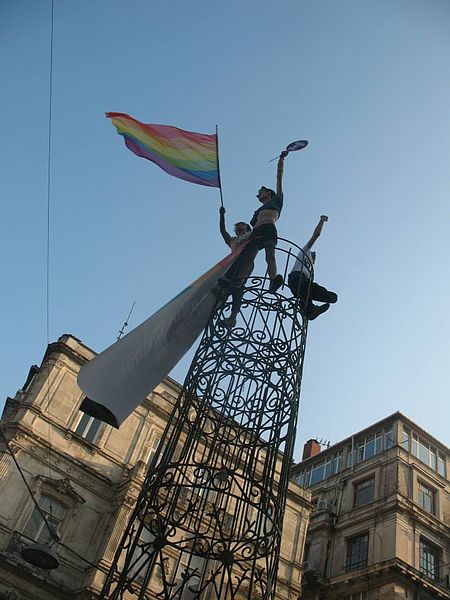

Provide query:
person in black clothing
left=218, top=151, right=288, bottom=328
left=287, top=215, right=338, bottom=320
left=239, top=150, right=288, bottom=288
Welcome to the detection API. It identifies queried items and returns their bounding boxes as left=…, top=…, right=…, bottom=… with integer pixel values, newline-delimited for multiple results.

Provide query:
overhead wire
left=0, top=0, right=109, bottom=578
left=45, top=0, right=55, bottom=535
left=0, top=425, right=110, bottom=574
left=0, top=426, right=55, bottom=543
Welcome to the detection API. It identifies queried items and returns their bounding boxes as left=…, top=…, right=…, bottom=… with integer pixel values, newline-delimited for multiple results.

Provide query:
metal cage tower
left=99, top=240, right=310, bottom=600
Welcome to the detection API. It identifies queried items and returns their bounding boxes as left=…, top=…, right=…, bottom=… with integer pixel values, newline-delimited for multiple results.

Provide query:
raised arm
left=219, top=206, right=232, bottom=247
left=276, top=150, right=289, bottom=197
left=305, top=215, right=328, bottom=249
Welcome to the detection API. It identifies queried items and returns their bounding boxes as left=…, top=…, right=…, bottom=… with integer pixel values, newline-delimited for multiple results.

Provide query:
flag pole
left=215, top=125, right=224, bottom=208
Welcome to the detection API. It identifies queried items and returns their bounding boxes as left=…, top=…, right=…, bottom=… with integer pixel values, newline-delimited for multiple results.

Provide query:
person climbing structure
left=219, top=206, right=251, bottom=250
left=215, top=207, right=254, bottom=328
left=287, top=215, right=338, bottom=320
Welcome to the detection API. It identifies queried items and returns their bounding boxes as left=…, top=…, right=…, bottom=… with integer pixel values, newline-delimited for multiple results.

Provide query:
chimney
left=302, top=439, right=321, bottom=460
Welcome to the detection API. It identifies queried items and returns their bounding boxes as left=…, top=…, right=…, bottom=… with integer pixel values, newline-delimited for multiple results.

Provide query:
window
left=401, top=427, right=410, bottom=451
left=410, top=432, right=446, bottom=475
left=384, top=427, right=394, bottom=449
left=74, top=412, right=102, bottom=443
left=175, top=554, right=206, bottom=594
left=412, top=434, right=419, bottom=457
left=346, top=533, right=369, bottom=572
left=303, top=542, right=310, bottom=564
left=147, top=436, right=166, bottom=467
left=419, top=538, right=439, bottom=581
left=23, top=495, right=66, bottom=544
left=437, top=454, right=446, bottom=478
left=419, top=440, right=431, bottom=465
left=295, top=451, right=343, bottom=488
left=347, top=449, right=355, bottom=468
left=418, top=481, right=435, bottom=515
left=310, top=462, right=326, bottom=485
left=193, top=467, right=214, bottom=502
left=295, top=471, right=306, bottom=487
left=127, top=520, right=155, bottom=581
left=354, top=478, right=374, bottom=508
left=350, top=427, right=393, bottom=468
left=343, top=593, right=367, bottom=600
left=332, top=452, right=343, bottom=474
left=250, top=504, right=274, bottom=537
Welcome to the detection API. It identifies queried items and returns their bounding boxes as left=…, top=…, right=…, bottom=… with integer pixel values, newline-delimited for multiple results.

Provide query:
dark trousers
left=234, top=223, right=278, bottom=282
left=223, top=246, right=256, bottom=318
left=287, top=271, right=337, bottom=311
left=222, top=225, right=277, bottom=318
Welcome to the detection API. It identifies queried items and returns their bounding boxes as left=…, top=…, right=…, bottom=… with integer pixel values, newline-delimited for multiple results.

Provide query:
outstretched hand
left=280, top=150, right=289, bottom=159
left=320, top=215, right=328, bottom=222
left=219, top=206, right=226, bottom=215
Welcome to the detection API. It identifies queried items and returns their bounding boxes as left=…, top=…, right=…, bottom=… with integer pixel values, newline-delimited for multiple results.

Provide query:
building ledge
left=302, top=557, right=450, bottom=598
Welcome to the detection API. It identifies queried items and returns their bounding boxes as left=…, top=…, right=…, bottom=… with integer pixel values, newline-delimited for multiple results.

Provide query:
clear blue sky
left=2, top=0, right=449, bottom=459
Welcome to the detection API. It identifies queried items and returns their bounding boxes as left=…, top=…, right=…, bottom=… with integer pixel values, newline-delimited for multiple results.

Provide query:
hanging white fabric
left=78, top=249, right=243, bottom=428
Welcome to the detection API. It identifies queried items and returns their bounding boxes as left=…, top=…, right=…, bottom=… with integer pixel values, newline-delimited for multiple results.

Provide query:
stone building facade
left=292, top=413, right=450, bottom=600
left=0, top=334, right=312, bottom=599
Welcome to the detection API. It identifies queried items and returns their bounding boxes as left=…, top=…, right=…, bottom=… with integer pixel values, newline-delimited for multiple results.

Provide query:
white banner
left=78, top=250, right=241, bottom=427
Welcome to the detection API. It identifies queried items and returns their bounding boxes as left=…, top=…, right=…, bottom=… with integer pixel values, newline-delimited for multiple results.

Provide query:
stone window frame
left=20, top=477, right=85, bottom=545
left=353, top=477, right=375, bottom=509
left=144, top=429, right=182, bottom=470
left=73, top=412, right=103, bottom=443
left=65, top=399, right=108, bottom=451
left=22, top=493, right=67, bottom=544
left=123, top=518, right=156, bottom=583
left=345, top=531, right=369, bottom=572
left=417, top=479, right=436, bottom=515
left=419, top=536, right=441, bottom=581
left=146, top=432, right=166, bottom=467
left=411, top=468, right=442, bottom=520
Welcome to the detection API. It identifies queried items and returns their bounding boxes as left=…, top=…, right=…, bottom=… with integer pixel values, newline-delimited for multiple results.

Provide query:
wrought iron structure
left=99, top=240, right=311, bottom=600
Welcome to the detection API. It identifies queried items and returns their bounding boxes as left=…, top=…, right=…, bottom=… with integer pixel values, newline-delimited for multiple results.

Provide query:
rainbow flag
left=106, top=112, right=220, bottom=188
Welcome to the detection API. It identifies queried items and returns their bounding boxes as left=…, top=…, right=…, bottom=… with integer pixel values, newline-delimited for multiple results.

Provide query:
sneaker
left=269, top=274, right=284, bottom=293
left=306, top=303, right=330, bottom=321
left=326, top=291, right=338, bottom=304
left=219, top=316, right=236, bottom=329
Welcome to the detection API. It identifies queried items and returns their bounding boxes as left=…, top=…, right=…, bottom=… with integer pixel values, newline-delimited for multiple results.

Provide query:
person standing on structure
left=242, top=150, right=288, bottom=289
left=218, top=151, right=289, bottom=328
left=287, top=215, right=338, bottom=320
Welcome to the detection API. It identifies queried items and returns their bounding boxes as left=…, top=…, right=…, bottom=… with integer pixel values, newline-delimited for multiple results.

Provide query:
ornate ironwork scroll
left=99, top=240, right=310, bottom=600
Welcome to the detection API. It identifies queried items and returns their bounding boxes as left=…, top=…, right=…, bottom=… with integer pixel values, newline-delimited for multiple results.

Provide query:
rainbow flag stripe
left=106, top=112, right=220, bottom=188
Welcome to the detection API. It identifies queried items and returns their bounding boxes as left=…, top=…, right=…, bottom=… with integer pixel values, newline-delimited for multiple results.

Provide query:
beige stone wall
left=0, top=334, right=311, bottom=599
left=295, top=415, right=450, bottom=600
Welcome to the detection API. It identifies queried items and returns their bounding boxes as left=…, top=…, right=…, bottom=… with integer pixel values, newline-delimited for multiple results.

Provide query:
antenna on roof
left=117, top=301, right=136, bottom=341
left=317, top=437, right=331, bottom=449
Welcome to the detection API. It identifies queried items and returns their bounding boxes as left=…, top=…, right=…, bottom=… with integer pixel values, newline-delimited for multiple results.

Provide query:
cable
left=1, top=1, right=113, bottom=578
left=46, top=0, right=54, bottom=348
left=0, top=425, right=110, bottom=574
left=0, top=426, right=56, bottom=543
left=45, top=0, right=55, bottom=530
